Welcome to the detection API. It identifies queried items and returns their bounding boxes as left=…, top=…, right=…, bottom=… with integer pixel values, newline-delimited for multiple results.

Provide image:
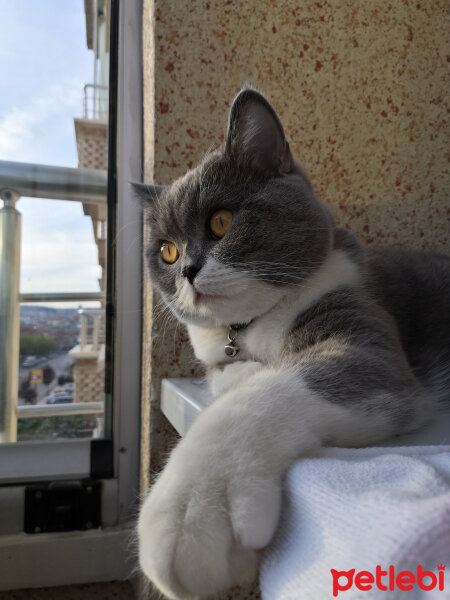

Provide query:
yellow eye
left=210, top=209, right=232, bottom=238
left=160, top=241, right=179, bottom=264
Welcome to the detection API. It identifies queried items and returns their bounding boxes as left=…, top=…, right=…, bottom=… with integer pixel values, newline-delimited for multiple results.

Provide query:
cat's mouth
left=194, top=291, right=228, bottom=305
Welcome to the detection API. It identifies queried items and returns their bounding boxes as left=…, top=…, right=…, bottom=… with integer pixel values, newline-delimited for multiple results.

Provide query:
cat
left=133, top=88, right=450, bottom=599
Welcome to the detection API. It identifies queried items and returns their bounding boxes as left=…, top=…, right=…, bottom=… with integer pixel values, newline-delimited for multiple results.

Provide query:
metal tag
left=225, top=326, right=239, bottom=358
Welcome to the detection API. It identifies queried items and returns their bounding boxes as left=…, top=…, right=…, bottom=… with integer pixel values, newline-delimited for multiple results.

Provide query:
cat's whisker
left=112, top=218, right=143, bottom=247
left=125, top=233, right=146, bottom=254
left=225, top=254, right=326, bottom=267
left=157, top=301, right=180, bottom=343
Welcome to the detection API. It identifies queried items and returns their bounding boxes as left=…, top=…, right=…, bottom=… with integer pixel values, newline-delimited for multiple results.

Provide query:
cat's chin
left=173, top=302, right=267, bottom=329
left=173, top=304, right=252, bottom=329
left=169, top=281, right=290, bottom=329
left=176, top=306, right=240, bottom=329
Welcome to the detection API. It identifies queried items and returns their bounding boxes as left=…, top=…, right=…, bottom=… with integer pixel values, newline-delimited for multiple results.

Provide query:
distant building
left=70, top=0, right=110, bottom=404
left=74, top=0, right=109, bottom=289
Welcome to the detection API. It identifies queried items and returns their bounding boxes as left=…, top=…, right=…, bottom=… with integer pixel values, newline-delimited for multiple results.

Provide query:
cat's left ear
left=225, top=88, right=294, bottom=175
left=130, top=182, right=166, bottom=206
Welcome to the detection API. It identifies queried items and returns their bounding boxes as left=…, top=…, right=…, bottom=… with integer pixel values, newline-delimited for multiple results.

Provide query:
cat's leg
left=138, top=359, right=430, bottom=599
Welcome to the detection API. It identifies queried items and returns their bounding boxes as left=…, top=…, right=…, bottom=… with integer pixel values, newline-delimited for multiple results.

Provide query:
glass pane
left=17, top=301, right=105, bottom=441
left=0, top=1, right=110, bottom=444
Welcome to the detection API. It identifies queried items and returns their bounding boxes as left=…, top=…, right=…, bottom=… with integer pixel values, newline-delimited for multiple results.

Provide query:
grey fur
left=136, top=87, right=450, bottom=434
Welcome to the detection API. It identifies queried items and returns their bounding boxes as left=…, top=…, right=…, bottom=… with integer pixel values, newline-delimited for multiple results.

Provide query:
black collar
left=229, top=320, right=252, bottom=332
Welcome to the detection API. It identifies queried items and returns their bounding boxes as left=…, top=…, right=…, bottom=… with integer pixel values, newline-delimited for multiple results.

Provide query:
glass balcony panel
left=0, top=1, right=110, bottom=445
left=17, top=301, right=105, bottom=442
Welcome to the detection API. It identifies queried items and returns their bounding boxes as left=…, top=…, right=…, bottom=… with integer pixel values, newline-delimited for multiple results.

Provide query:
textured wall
left=140, top=0, right=448, bottom=596
left=144, top=0, right=448, bottom=247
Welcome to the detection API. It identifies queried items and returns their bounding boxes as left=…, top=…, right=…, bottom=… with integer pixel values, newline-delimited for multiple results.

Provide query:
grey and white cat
left=134, top=88, right=450, bottom=599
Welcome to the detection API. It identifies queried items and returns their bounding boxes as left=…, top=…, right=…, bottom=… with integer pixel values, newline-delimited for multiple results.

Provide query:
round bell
left=224, top=343, right=239, bottom=357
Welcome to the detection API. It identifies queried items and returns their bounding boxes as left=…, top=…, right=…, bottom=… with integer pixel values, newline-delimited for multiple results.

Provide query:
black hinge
left=24, top=480, right=101, bottom=534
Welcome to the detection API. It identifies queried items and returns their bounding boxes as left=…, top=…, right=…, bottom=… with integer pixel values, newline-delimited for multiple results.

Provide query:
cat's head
left=134, top=88, right=334, bottom=328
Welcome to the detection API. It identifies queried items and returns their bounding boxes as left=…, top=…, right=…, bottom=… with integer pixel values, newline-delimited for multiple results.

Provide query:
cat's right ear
left=130, top=182, right=166, bottom=207
left=225, top=87, right=294, bottom=176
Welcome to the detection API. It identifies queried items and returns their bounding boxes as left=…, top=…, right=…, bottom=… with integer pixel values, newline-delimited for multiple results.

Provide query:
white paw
left=138, top=421, right=281, bottom=599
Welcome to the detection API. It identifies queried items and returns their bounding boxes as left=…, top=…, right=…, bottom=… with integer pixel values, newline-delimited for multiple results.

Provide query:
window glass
left=0, top=1, right=110, bottom=443
left=17, top=300, right=105, bottom=441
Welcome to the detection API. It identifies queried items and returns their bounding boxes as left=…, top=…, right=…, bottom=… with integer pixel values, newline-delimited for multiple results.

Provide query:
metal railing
left=83, top=83, right=109, bottom=121
left=20, top=292, right=105, bottom=303
left=0, top=161, right=107, bottom=204
left=0, top=159, right=107, bottom=442
left=16, top=402, right=104, bottom=419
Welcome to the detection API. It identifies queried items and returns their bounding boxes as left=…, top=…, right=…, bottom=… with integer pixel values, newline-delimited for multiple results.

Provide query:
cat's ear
left=130, top=182, right=166, bottom=206
left=225, top=88, right=293, bottom=175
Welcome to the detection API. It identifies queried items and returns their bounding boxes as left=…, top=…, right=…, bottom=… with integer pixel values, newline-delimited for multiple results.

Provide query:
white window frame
left=0, top=0, right=143, bottom=588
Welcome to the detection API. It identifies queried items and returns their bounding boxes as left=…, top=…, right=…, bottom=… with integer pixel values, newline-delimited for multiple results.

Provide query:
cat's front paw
left=138, top=430, right=281, bottom=599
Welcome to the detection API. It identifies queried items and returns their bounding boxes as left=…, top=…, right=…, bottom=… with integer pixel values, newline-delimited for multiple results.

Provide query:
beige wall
left=141, top=1, right=448, bottom=596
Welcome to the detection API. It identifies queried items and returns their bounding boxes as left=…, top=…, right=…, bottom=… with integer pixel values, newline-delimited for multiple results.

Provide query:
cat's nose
left=182, top=264, right=200, bottom=284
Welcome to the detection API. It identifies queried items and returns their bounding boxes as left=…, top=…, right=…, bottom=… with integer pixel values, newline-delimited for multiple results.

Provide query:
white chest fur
left=187, top=250, right=359, bottom=367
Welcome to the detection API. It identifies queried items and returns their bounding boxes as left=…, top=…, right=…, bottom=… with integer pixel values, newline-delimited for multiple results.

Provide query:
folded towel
left=260, top=445, right=450, bottom=600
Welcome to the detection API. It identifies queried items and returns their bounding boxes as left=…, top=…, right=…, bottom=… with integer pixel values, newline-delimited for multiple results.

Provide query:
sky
left=0, top=1, right=102, bottom=297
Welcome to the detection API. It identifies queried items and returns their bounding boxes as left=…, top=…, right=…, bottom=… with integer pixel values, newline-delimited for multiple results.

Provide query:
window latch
left=24, top=480, right=101, bottom=534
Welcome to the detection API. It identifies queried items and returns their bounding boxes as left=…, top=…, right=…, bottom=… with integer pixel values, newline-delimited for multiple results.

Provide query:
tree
left=42, top=365, right=55, bottom=386
left=20, top=333, right=56, bottom=356
left=18, top=378, right=38, bottom=404
left=23, top=387, right=37, bottom=405
left=18, top=377, right=31, bottom=399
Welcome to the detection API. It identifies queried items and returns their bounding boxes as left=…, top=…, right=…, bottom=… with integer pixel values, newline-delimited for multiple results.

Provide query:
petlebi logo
left=331, top=564, right=446, bottom=597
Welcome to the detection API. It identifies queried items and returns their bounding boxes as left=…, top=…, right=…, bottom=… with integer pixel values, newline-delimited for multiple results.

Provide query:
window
left=0, top=0, right=142, bottom=588
left=1, top=2, right=110, bottom=445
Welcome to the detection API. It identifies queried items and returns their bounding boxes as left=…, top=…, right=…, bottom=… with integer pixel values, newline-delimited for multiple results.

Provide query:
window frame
left=0, top=0, right=143, bottom=587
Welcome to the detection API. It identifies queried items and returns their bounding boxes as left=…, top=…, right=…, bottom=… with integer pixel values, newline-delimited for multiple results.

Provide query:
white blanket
left=260, top=440, right=450, bottom=600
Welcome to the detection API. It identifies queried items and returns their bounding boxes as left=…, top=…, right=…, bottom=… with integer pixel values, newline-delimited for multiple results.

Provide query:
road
left=18, top=352, right=74, bottom=405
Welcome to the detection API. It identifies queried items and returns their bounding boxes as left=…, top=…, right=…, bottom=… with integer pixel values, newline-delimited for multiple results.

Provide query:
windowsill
left=0, top=524, right=135, bottom=590
left=161, top=377, right=450, bottom=446
left=161, top=378, right=213, bottom=437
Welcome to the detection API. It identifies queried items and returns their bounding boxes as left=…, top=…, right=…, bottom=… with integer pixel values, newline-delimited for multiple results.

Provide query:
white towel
left=260, top=445, right=450, bottom=600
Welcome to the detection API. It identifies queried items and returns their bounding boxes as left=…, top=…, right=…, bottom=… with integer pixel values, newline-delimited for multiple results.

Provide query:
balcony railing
left=0, top=159, right=107, bottom=442
left=83, top=83, right=108, bottom=121
left=16, top=402, right=104, bottom=419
